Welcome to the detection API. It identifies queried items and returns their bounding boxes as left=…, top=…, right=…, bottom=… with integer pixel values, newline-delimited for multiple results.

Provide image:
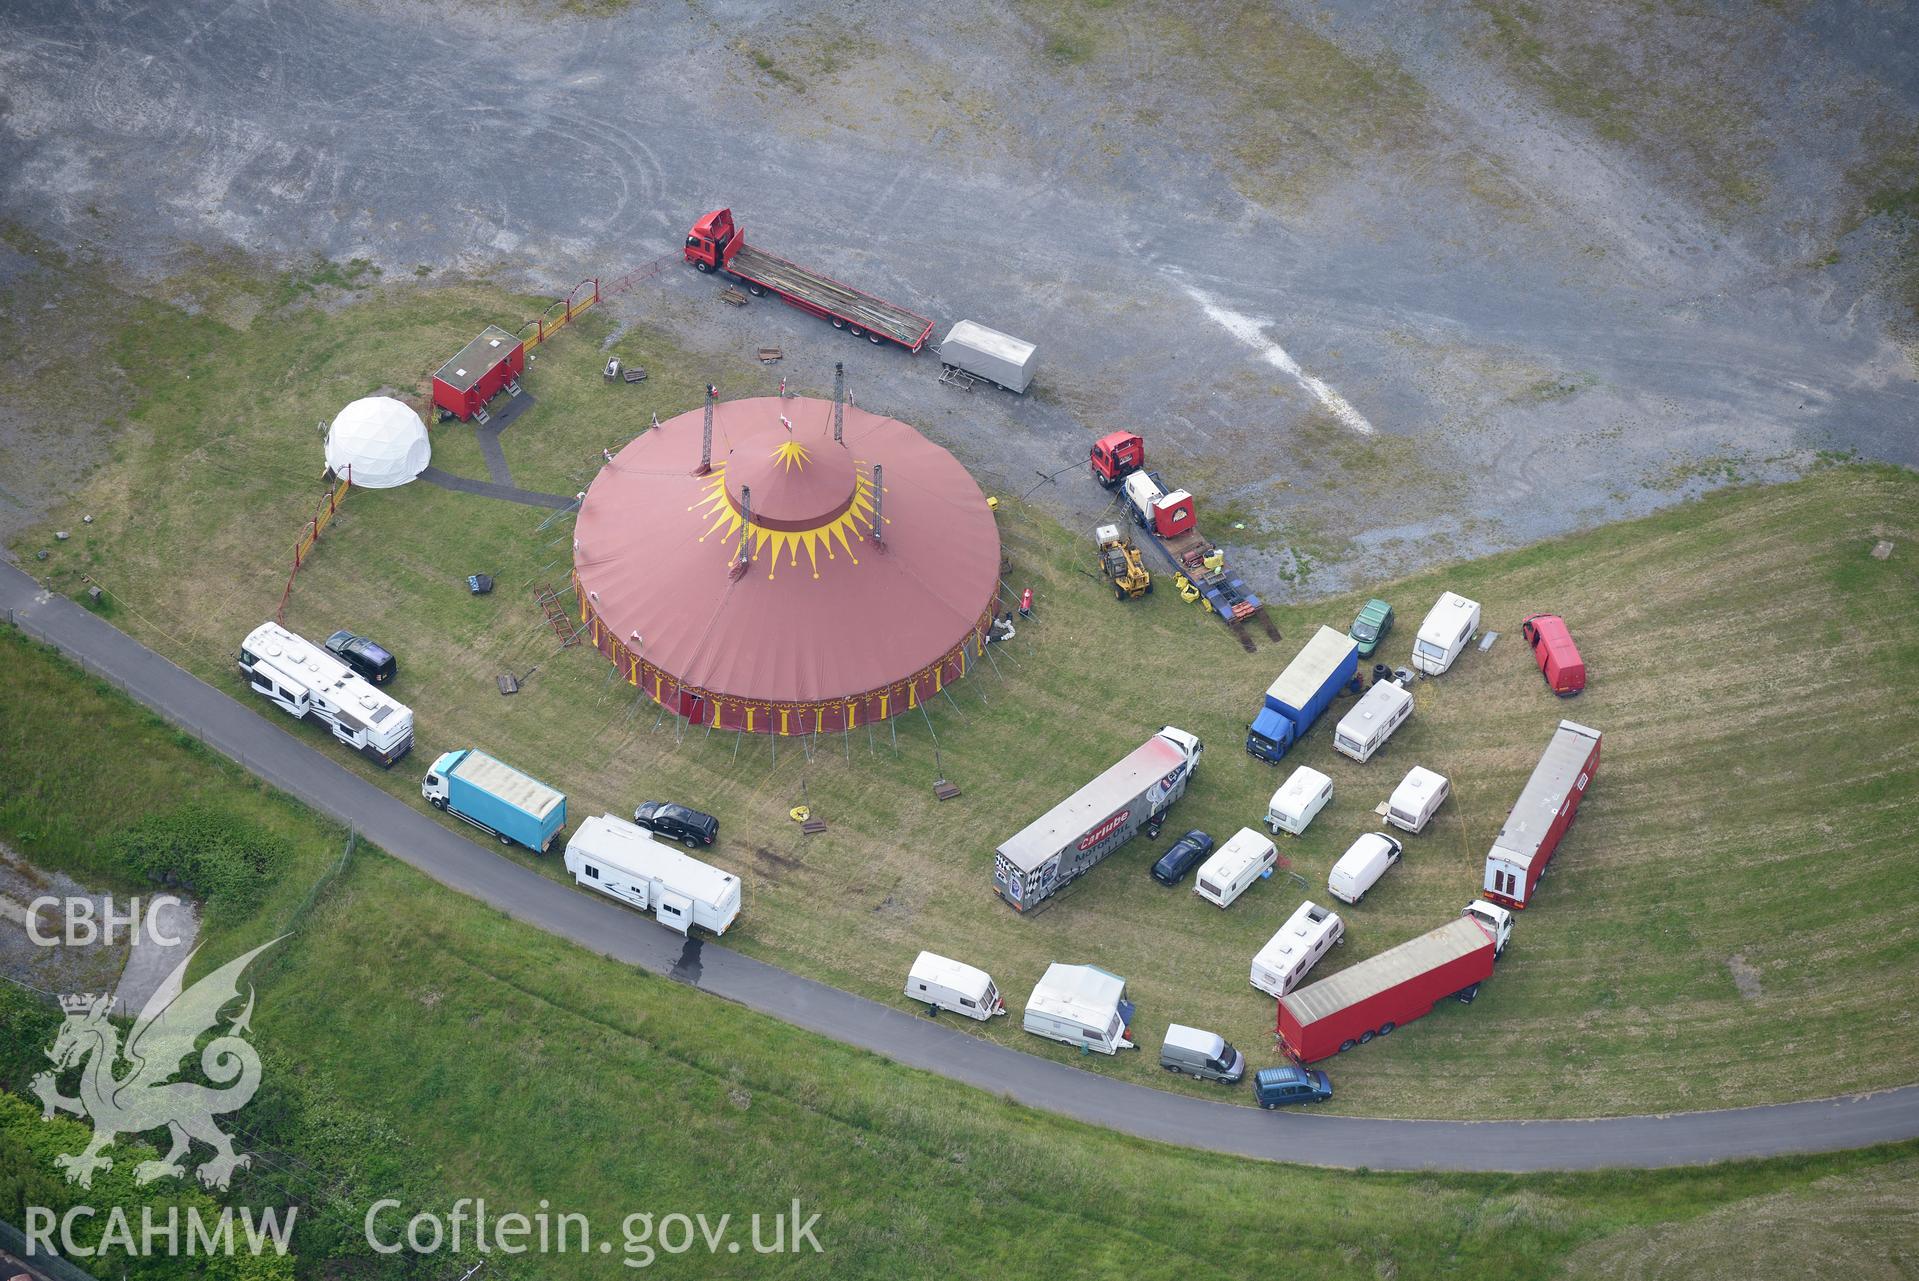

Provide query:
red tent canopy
left=573, top=395, right=1002, bottom=735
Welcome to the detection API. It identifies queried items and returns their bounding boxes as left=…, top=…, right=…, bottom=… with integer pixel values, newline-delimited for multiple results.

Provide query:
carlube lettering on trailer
left=1079, top=810, right=1131, bottom=851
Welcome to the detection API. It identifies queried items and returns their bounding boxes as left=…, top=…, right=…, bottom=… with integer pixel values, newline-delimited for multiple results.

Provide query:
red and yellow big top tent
left=572, top=391, right=1002, bottom=736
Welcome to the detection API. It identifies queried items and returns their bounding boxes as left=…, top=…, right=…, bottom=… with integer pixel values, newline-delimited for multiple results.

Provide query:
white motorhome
left=1266, top=766, right=1333, bottom=836
left=1023, top=963, right=1136, bottom=1054
left=1411, top=591, right=1481, bottom=675
left=1328, top=832, right=1404, bottom=905
left=238, top=622, right=413, bottom=766
left=1251, top=901, right=1345, bottom=997
left=905, top=951, right=1006, bottom=1020
left=1333, top=679, right=1413, bottom=763
left=1386, top=766, right=1451, bottom=834
left=563, top=814, right=741, bottom=936
left=1194, top=828, right=1279, bottom=909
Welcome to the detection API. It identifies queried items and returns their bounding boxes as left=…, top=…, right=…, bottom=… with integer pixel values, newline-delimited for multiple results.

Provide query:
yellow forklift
left=1096, top=523, right=1153, bottom=601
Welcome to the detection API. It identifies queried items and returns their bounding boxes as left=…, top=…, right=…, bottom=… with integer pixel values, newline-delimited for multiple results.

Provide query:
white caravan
left=1251, top=901, right=1345, bottom=997
left=905, top=951, right=1006, bottom=1020
left=1386, top=766, right=1451, bottom=834
left=238, top=622, right=413, bottom=766
left=1194, top=828, right=1279, bottom=908
left=563, top=814, right=741, bottom=936
left=1411, top=591, right=1481, bottom=675
left=1266, top=766, right=1333, bottom=836
left=1328, top=832, right=1404, bottom=905
left=1023, top=963, right=1136, bottom=1054
left=1333, top=680, right=1413, bottom=763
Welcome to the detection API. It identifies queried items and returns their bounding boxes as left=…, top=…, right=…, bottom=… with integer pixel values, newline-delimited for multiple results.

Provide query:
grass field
left=2, top=626, right=1917, bottom=1279
left=14, top=269, right=1919, bottom=1120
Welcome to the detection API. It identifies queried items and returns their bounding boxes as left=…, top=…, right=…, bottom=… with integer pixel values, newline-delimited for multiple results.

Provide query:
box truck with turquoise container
left=422, top=748, right=567, bottom=853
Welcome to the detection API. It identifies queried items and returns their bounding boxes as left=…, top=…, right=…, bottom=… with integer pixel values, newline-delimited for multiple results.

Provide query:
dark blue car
left=1151, top=830, right=1214, bottom=885
left=324, top=630, right=397, bottom=684
left=1253, top=1066, right=1334, bottom=1108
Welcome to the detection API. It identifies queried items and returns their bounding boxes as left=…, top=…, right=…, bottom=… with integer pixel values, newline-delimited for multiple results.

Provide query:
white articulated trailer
left=993, top=726, right=1203, bottom=912
left=238, top=622, right=413, bottom=766
left=563, top=814, right=741, bottom=936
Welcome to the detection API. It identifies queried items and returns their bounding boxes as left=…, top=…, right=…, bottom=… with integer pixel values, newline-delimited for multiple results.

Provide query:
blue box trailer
left=1246, top=626, right=1360, bottom=763
left=422, top=748, right=567, bottom=853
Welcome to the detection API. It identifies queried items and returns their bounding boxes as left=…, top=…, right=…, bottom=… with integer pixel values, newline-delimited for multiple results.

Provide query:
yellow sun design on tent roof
left=770, top=438, right=811, bottom=472
left=687, top=461, right=885, bottom=581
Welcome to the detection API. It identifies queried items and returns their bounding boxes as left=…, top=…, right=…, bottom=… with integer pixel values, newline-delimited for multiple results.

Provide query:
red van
left=1521, top=614, right=1585, bottom=696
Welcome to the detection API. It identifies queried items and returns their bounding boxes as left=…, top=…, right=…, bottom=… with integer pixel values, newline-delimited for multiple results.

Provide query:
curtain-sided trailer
left=1481, top=720, right=1602, bottom=909
left=238, top=622, right=414, bottom=767
left=993, top=727, right=1203, bottom=912
left=564, top=814, right=741, bottom=936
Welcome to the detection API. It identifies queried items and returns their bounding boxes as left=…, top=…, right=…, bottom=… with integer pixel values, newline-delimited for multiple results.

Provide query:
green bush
left=111, top=808, right=291, bottom=910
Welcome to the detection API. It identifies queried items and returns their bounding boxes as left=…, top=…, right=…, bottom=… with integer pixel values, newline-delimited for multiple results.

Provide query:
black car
left=324, top=630, right=397, bottom=684
left=633, top=801, right=719, bottom=848
left=1150, top=830, right=1214, bottom=885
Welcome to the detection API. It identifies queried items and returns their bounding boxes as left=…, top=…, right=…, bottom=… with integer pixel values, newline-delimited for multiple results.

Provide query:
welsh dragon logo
left=31, top=938, right=282, bottom=1190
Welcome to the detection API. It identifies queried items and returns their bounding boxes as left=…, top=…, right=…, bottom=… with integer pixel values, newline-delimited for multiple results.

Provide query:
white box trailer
left=238, top=622, right=413, bottom=766
left=994, top=726, right=1203, bottom=911
left=939, top=320, right=1038, bottom=393
left=1411, top=591, right=1481, bottom=675
left=563, top=814, right=741, bottom=936
left=1267, top=766, right=1333, bottom=836
left=905, top=951, right=1006, bottom=1020
left=1386, top=766, right=1451, bottom=834
left=1023, top=963, right=1136, bottom=1054
left=1333, top=680, right=1413, bottom=763
left=1252, top=900, right=1345, bottom=997
left=1194, top=827, right=1278, bottom=908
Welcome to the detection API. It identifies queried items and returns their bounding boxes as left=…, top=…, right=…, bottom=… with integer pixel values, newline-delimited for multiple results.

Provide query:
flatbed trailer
left=684, top=208, right=935, bottom=352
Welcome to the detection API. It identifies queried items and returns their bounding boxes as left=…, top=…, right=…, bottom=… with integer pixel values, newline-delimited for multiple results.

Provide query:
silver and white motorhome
left=563, top=814, right=741, bottom=936
left=1328, top=832, right=1403, bottom=905
left=1333, top=679, right=1413, bottom=763
left=1386, top=766, right=1451, bottom=834
left=1411, top=591, right=1481, bottom=676
left=1022, top=963, right=1136, bottom=1054
left=905, top=951, right=1006, bottom=1020
left=238, top=622, right=413, bottom=766
left=1266, top=766, right=1333, bottom=836
left=1251, top=900, right=1345, bottom=997
left=1194, top=828, right=1279, bottom=909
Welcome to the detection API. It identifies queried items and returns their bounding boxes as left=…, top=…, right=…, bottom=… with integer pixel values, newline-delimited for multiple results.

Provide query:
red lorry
left=1277, top=905, right=1512, bottom=1062
left=1481, top=719, right=1602, bottom=910
left=682, top=208, right=935, bottom=352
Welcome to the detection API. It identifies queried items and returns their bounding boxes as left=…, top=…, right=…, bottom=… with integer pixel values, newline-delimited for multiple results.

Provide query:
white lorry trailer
left=563, top=814, right=741, bottom=936
left=994, top=726, right=1203, bottom=912
left=938, top=320, right=1038, bottom=393
left=1023, top=963, right=1137, bottom=1054
left=905, top=951, right=1006, bottom=1020
left=238, top=622, right=413, bottom=766
left=1251, top=900, right=1345, bottom=997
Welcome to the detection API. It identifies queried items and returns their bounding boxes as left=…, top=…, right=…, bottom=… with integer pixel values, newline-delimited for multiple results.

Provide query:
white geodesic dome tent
left=325, top=396, right=430, bottom=489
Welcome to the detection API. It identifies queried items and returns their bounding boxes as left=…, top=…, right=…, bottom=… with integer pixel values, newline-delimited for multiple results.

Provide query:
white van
left=1328, top=832, right=1404, bottom=905
left=905, top=951, right=1006, bottom=1021
left=1194, top=828, right=1279, bottom=909
left=1251, top=901, right=1345, bottom=997
left=1333, top=680, right=1413, bottom=763
left=1386, top=766, right=1451, bottom=834
left=1159, top=1024, right=1245, bottom=1083
left=1266, top=766, right=1333, bottom=836
left=1411, top=591, right=1481, bottom=675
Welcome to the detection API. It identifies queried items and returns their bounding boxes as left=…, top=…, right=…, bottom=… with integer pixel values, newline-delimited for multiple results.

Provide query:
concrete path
left=417, top=467, right=574, bottom=510
left=6, top=559, right=1917, bottom=1172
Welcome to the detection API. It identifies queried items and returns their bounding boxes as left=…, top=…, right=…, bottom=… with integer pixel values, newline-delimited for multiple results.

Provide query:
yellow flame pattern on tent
left=689, top=460, right=882, bottom=580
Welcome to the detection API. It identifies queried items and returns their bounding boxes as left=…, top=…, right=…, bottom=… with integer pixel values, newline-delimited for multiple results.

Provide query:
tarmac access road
left=7, top=557, right=1917, bottom=1173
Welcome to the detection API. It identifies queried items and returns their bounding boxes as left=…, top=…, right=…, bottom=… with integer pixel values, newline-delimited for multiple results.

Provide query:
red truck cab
left=1090, top=431, right=1145, bottom=488
left=1521, top=614, right=1586, bottom=696
left=684, top=208, right=740, bottom=272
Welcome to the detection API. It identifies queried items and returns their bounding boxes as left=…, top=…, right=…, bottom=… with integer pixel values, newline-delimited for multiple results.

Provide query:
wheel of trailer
left=1378, top=1022, right=1395, bottom=1036
left=868, top=332, right=883, bottom=344
left=747, top=283, right=766, bottom=296
left=1338, top=1039, right=1357, bottom=1054
left=832, top=318, right=846, bottom=329
left=849, top=325, right=865, bottom=338
left=695, top=261, right=711, bottom=273
left=1358, top=1030, right=1375, bottom=1045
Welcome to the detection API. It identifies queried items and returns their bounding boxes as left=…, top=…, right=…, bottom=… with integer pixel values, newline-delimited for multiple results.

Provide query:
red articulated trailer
left=683, top=208, right=935, bottom=353
left=1278, top=915, right=1503, bottom=1062
left=1481, top=719, right=1602, bottom=910
left=432, top=326, right=525, bottom=422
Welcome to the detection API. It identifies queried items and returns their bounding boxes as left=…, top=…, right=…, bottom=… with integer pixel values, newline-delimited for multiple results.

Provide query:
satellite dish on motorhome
left=325, top=397, right=431, bottom=489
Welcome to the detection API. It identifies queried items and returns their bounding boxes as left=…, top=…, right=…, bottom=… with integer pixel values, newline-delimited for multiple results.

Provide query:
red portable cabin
left=1151, top=489, right=1197, bottom=539
left=1521, top=614, right=1586, bottom=696
left=432, top=326, right=525, bottom=421
left=1277, top=917, right=1497, bottom=1061
left=1481, top=719, right=1602, bottom=910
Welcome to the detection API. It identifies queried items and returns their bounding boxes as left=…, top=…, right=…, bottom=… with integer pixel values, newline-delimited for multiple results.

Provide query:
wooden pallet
left=719, top=287, right=749, bottom=307
left=757, top=347, right=783, bottom=363
left=933, top=781, right=962, bottom=801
